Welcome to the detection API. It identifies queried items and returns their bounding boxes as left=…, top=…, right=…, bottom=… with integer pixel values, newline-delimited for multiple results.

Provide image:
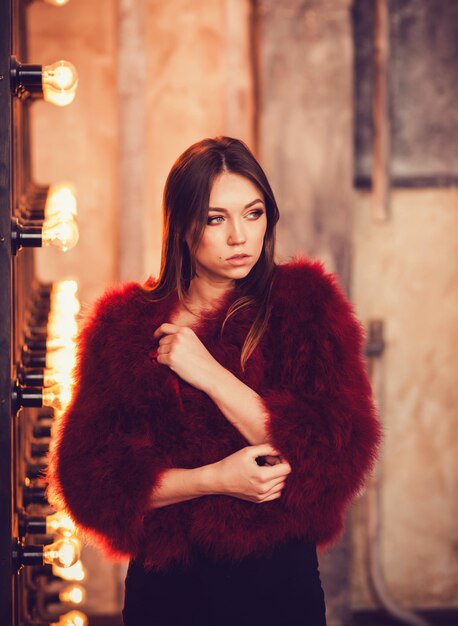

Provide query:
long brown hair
left=142, top=136, right=280, bottom=372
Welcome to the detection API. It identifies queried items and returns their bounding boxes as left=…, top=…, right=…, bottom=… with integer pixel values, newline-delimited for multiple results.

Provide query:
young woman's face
left=186, top=172, right=268, bottom=284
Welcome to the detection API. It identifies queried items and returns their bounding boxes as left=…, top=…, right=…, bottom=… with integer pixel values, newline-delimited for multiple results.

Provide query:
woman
left=46, top=136, right=383, bottom=626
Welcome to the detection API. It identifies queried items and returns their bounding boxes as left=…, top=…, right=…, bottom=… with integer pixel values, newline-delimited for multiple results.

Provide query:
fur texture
left=46, top=255, right=383, bottom=572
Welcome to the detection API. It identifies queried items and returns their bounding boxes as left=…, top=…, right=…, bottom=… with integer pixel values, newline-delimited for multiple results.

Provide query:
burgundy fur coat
left=46, top=256, right=383, bottom=572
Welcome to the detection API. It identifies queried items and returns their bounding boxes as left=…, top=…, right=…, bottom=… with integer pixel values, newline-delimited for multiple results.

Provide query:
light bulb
left=53, top=559, right=86, bottom=582
left=51, top=610, right=88, bottom=626
left=43, top=538, right=80, bottom=568
left=51, top=292, right=81, bottom=316
left=43, top=369, right=74, bottom=389
left=44, top=337, right=76, bottom=352
left=42, top=218, right=79, bottom=252
left=46, top=510, right=76, bottom=538
left=47, top=316, right=79, bottom=340
left=43, top=0, right=71, bottom=5
left=53, top=279, right=79, bottom=296
left=46, top=184, right=77, bottom=221
left=42, top=380, right=74, bottom=410
left=46, top=346, right=76, bottom=372
left=42, top=60, right=78, bottom=107
left=59, top=583, right=86, bottom=605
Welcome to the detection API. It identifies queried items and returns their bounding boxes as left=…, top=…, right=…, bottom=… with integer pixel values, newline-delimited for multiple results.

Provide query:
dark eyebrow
left=208, top=199, right=265, bottom=212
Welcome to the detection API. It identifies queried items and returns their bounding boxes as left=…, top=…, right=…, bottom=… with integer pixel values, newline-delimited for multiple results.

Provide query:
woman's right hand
left=213, top=444, right=292, bottom=503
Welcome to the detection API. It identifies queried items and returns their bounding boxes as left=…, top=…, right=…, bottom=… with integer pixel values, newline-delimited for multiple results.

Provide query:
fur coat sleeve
left=45, top=283, right=176, bottom=560
left=256, top=259, right=383, bottom=544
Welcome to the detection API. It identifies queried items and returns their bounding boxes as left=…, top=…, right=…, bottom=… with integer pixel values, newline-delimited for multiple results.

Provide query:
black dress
left=122, top=536, right=327, bottom=626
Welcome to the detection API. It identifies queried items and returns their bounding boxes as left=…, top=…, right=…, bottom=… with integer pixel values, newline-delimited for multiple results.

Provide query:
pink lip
left=227, top=254, right=250, bottom=260
left=226, top=255, right=251, bottom=266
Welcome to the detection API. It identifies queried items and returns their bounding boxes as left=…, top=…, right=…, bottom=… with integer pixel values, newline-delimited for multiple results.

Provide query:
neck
left=185, top=274, right=235, bottom=311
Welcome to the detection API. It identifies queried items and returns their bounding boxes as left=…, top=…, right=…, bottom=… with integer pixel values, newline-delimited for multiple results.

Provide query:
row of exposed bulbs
left=14, top=279, right=79, bottom=414
left=16, top=2, right=88, bottom=624
left=16, top=280, right=88, bottom=626
left=12, top=8, right=80, bottom=253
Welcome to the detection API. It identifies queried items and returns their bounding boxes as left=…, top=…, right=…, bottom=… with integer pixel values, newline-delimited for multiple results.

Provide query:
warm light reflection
left=44, top=337, right=76, bottom=352
left=51, top=610, right=87, bottom=626
left=42, top=218, right=79, bottom=252
left=59, top=583, right=86, bottom=605
left=45, top=184, right=77, bottom=222
left=43, top=538, right=80, bottom=568
left=43, top=0, right=71, bottom=5
left=46, top=347, right=76, bottom=373
left=43, top=369, right=74, bottom=389
left=53, top=559, right=87, bottom=582
left=53, top=279, right=79, bottom=296
left=42, top=60, right=78, bottom=106
left=47, top=315, right=79, bottom=340
left=50, top=293, right=81, bottom=316
left=46, top=510, right=76, bottom=538
left=42, top=380, right=74, bottom=410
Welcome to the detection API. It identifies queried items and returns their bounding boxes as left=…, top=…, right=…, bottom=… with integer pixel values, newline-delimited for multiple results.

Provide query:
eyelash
left=207, top=210, right=264, bottom=225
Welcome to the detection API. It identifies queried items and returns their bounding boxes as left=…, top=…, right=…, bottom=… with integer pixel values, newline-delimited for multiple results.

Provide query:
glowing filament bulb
left=43, top=369, right=74, bottom=389
left=46, top=345, right=76, bottom=373
left=44, top=336, right=76, bottom=352
left=43, top=538, right=80, bottom=568
left=42, top=60, right=78, bottom=107
left=53, top=279, right=79, bottom=296
left=51, top=610, right=88, bottom=626
left=46, top=510, right=76, bottom=538
left=42, top=218, right=79, bottom=252
left=47, top=316, right=79, bottom=340
left=53, top=559, right=86, bottom=582
left=51, top=292, right=81, bottom=316
left=59, top=583, right=86, bottom=605
left=45, top=184, right=78, bottom=222
left=43, top=0, right=71, bottom=5
left=42, top=380, right=74, bottom=410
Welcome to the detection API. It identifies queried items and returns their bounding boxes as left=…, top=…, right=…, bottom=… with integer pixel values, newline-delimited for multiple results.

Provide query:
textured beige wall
left=142, top=0, right=255, bottom=280
left=350, top=188, right=458, bottom=608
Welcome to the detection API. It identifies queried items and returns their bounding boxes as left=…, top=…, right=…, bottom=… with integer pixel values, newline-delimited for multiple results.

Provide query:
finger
left=265, top=477, right=286, bottom=491
left=248, top=443, right=283, bottom=458
left=158, top=334, right=174, bottom=345
left=264, top=455, right=282, bottom=466
left=156, top=345, right=171, bottom=355
left=261, top=461, right=292, bottom=479
left=152, top=323, right=182, bottom=339
left=259, top=485, right=284, bottom=502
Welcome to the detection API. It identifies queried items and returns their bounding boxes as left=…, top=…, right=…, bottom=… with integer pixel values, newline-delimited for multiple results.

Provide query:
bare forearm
left=206, top=365, right=270, bottom=445
left=148, top=464, right=221, bottom=509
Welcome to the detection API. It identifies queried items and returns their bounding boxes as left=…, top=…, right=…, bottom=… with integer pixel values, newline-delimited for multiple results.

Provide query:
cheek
left=195, top=231, right=223, bottom=259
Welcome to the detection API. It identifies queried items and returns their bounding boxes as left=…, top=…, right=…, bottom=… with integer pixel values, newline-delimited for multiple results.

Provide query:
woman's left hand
left=152, top=323, right=221, bottom=392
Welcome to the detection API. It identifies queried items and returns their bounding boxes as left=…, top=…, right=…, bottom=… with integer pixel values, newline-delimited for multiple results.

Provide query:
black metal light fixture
left=11, top=378, right=72, bottom=417
left=10, top=55, right=78, bottom=106
left=11, top=215, right=79, bottom=255
left=12, top=536, right=80, bottom=571
left=19, top=510, right=76, bottom=538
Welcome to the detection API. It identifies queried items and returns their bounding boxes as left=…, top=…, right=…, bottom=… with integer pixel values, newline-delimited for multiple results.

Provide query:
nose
left=227, top=218, right=247, bottom=245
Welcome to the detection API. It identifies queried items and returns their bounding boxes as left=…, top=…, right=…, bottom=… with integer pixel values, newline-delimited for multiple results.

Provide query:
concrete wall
left=350, top=188, right=458, bottom=609
left=142, top=0, right=255, bottom=280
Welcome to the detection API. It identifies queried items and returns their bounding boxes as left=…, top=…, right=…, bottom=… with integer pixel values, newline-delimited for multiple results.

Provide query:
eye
left=248, top=209, right=264, bottom=219
left=207, top=215, right=224, bottom=225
